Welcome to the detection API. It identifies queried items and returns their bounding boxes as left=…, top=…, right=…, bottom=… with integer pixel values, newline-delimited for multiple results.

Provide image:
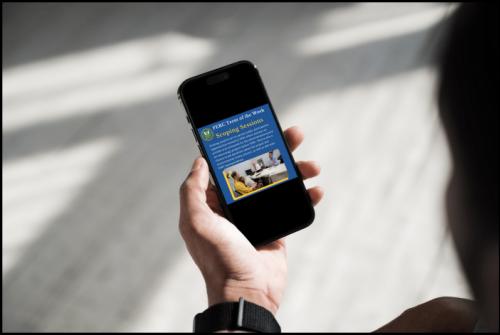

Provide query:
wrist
left=207, top=282, right=279, bottom=315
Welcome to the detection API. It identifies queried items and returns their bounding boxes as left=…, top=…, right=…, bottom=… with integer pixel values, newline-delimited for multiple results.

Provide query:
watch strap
left=193, top=297, right=281, bottom=333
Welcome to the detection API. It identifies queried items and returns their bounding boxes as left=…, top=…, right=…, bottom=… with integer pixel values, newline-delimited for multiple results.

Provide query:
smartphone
left=178, top=60, right=314, bottom=246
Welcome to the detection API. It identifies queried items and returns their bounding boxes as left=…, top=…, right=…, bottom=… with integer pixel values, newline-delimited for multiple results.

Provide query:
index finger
left=284, top=126, right=304, bottom=152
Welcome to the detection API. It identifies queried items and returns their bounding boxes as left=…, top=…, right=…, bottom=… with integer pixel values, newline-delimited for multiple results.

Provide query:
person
left=242, top=173, right=258, bottom=188
left=268, top=151, right=280, bottom=167
left=226, top=171, right=237, bottom=195
left=252, top=159, right=263, bottom=172
left=231, top=171, right=259, bottom=195
left=179, top=3, right=498, bottom=332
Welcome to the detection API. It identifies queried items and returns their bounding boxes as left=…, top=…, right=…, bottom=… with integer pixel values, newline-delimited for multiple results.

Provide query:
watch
left=193, top=297, right=281, bottom=333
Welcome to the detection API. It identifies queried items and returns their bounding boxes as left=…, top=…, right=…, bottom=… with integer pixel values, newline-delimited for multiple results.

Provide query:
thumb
left=180, top=157, right=210, bottom=207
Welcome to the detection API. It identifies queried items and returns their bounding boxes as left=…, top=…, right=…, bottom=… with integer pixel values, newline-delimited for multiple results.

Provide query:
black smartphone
left=178, top=60, right=314, bottom=246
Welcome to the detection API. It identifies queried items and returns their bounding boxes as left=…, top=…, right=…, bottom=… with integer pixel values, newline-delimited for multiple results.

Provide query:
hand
left=179, top=126, right=323, bottom=315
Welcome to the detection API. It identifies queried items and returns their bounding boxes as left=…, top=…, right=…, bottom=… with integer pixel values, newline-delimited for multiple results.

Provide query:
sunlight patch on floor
left=2, top=137, right=120, bottom=276
left=3, top=32, right=216, bottom=132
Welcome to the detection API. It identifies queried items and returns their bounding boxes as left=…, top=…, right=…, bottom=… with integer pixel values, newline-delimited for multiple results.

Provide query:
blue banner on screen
left=198, top=104, right=298, bottom=204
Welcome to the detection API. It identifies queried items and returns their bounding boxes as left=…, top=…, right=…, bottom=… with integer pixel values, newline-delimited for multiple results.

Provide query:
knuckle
left=179, top=180, right=188, bottom=195
left=178, top=211, right=206, bottom=239
left=179, top=177, right=194, bottom=195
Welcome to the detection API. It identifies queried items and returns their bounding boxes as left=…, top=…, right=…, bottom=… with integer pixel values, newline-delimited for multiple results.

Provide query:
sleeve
left=235, top=181, right=254, bottom=194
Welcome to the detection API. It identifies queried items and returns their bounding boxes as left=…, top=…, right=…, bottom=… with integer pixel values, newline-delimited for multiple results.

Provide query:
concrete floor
left=2, top=3, right=470, bottom=332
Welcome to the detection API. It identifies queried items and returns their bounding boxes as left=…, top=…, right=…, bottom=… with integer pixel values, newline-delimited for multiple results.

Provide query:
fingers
left=296, top=160, right=321, bottom=180
left=284, top=126, right=304, bottom=152
left=206, top=183, right=225, bottom=216
left=180, top=157, right=210, bottom=207
left=307, top=186, right=324, bottom=206
left=284, top=128, right=323, bottom=206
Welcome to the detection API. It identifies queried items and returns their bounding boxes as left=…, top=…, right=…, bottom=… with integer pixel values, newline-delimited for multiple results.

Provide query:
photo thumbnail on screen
left=223, top=149, right=288, bottom=200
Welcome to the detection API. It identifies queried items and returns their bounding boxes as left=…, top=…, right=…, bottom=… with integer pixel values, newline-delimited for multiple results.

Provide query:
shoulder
left=375, top=297, right=478, bottom=332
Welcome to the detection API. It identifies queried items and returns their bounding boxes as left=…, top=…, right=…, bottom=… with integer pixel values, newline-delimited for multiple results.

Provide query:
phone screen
left=179, top=60, right=314, bottom=245
left=197, top=103, right=298, bottom=204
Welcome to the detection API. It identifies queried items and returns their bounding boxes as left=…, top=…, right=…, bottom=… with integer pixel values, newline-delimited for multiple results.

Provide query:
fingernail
left=192, top=157, right=203, bottom=171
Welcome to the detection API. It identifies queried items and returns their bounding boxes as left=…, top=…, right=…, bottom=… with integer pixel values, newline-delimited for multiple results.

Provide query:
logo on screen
left=201, top=128, right=214, bottom=141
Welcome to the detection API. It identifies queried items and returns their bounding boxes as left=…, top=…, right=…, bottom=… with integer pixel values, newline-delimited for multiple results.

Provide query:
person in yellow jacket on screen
left=231, top=171, right=260, bottom=196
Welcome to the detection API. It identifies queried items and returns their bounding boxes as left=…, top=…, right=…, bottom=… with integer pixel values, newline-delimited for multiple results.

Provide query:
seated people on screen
left=243, top=175, right=257, bottom=188
left=268, top=151, right=280, bottom=167
left=231, top=171, right=260, bottom=195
